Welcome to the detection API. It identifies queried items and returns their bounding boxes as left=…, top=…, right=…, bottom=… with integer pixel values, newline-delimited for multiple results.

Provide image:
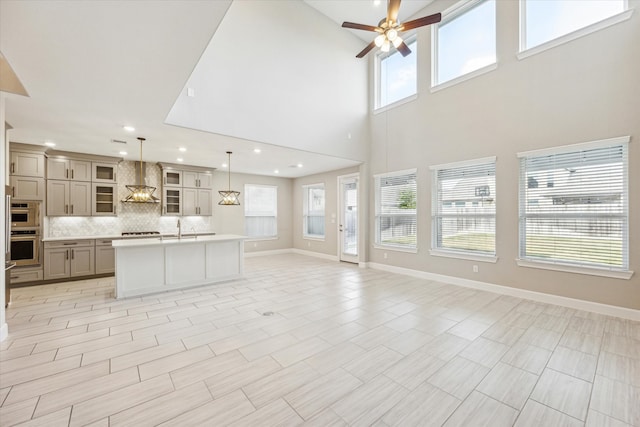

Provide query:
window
left=244, top=184, right=277, bottom=239
left=431, top=157, right=496, bottom=259
left=375, top=170, right=417, bottom=250
left=432, top=0, right=496, bottom=87
left=521, top=0, right=627, bottom=52
left=376, top=37, right=417, bottom=109
left=518, top=137, right=629, bottom=275
left=303, top=184, right=325, bottom=238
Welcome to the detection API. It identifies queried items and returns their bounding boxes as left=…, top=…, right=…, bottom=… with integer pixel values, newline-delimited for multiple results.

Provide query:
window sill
left=431, top=63, right=497, bottom=93
left=518, top=9, right=634, bottom=61
left=373, top=244, right=418, bottom=254
left=303, top=236, right=325, bottom=242
left=516, top=259, right=634, bottom=280
left=430, top=250, right=497, bottom=263
left=246, top=237, right=279, bottom=242
left=373, top=94, right=418, bottom=115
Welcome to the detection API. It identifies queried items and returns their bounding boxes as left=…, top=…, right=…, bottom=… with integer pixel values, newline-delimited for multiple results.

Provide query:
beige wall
left=292, top=166, right=360, bottom=257
left=211, top=170, right=293, bottom=253
left=367, top=1, right=640, bottom=309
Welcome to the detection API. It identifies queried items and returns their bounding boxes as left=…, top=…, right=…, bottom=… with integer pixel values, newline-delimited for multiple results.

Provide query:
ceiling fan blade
left=399, top=13, right=441, bottom=31
left=387, top=0, right=401, bottom=24
left=342, top=21, right=381, bottom=32
left=396, top=41, right=412, bottom=57
left=356, top=41, right=377, bottom=58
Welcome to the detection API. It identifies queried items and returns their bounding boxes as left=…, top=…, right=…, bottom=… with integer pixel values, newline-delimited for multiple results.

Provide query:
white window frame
left=302, top=183, right=325, bottom=240
left=374, top=35, right=418, bottom=112
left=431, top=0, right=497, bottom=92
left=374, top=169, right=418, bottom=252
left=518, top=0, right=633, bottom=60
left=516, top=136, right=633, bottom=280
left=430, top=157, right=498, bottom=263
left=244, top=184, right=278, bottom=240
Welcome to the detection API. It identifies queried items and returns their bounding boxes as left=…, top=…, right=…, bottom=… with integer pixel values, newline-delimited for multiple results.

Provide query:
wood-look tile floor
left=1, top=254, right=639, bottom=426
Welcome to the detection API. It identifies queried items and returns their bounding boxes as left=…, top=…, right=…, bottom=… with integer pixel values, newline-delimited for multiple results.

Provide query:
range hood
left=122, top=137, right=160, bottom=203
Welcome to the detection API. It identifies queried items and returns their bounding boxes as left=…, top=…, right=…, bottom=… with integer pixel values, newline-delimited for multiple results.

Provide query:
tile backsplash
left=46, top=161, right=214, bottom=237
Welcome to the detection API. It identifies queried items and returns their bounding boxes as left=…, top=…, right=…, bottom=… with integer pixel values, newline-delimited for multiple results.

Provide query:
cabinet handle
left=71, top=169, right=74, bottom=179
left=65, top=250, right=69, bottom=260
left=71, top=205, right=74, bottom=214
left=197, top=179, right=200, bottom=187
left=65, top=205, right=68, bottom=214
left=114, top=205, right=117, bottom=215
left=66, top=169, right=69, bottom=178
left=12, top=187, right=15, bottom=197
left=71, top=249, right=74, bottom=260
left=10, top=162, right=15, bottom=174
left=114, top=172, right=116, bottom=182
left=63, top=242, right=77, bottom=245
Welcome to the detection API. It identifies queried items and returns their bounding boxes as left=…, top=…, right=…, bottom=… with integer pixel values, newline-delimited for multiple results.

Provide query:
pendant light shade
left=218, top=151, right=240, bottom=205
left=122, top=137, right=160, bottom=203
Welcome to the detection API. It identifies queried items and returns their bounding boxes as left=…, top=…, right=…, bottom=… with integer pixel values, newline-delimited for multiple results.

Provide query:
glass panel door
left=339, top=175, right=358, bottom=263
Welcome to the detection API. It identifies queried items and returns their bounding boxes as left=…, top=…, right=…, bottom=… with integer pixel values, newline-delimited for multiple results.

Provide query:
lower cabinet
left=95, top=239, right=115, bottom=274
left=9, top=267, right=44, bottom=284
left=44, top=240, right=95, bottom=280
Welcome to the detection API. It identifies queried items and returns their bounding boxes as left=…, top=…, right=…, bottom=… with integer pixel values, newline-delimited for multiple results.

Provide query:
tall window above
left=432, top=0, right=496, bottom=87
left=375, top=170, right=417, bottom=250
left=244, top=184, right=277, bottom=239
left=518, top=137, right=629, bottom=275
left=303, top=184, right=325, bottom=239
left=431, top=157, right=496, bottom=260
left=521, top=0, right=627, bottom=52
left=376, top=37, right=417, bottom=109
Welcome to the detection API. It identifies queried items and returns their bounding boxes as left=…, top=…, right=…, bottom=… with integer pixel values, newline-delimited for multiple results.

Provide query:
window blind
left=432, top=158, right=496, bottom=255
left=303, top=184, right=325, bottom=238
left=518, top=142, right=628, bottom=270
left=244, top=184, right=278, bottom=238
left=375, top=170, right=417, bottom=249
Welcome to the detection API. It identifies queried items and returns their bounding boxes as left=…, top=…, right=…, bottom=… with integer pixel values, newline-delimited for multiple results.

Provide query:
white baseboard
left=244, top=249, right=293, bottom=258
left=291, top=248, right=339, bottom=262
left=367, top=262, right=640, bottom=321
left=0, top=323, right=7, bottom=342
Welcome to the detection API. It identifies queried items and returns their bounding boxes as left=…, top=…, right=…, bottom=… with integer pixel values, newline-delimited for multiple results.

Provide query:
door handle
left=65, top=250, right=69, bottom=260
left=71, top=249, right=74, bottom=260
left=339, top=225, right=343, bottom=232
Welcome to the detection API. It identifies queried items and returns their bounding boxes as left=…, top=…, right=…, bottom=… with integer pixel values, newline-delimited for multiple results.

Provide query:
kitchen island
left=112, top=234, right=246, bottom=299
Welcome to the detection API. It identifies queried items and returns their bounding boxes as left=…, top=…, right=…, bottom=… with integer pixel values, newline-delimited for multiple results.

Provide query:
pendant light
left=218, top=151, right=240, bottom=205
left=122, top=137, right=160, bottom=203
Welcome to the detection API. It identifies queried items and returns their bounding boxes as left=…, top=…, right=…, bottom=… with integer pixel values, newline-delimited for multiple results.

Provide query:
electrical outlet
left=384, top=252, right=388, bottom=259
left=473, top=265, right=479, bottom=273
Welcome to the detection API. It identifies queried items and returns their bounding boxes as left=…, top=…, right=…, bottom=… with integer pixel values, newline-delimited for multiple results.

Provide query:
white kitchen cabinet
left=44, top=240, right=95, bottom=280
left=183, top=171, right=213, bottom=189
left=163, top=187, right=182, bottom=216
left=10, top=151, right=45, bottom=177
left=92, top=162, right=118, bottom=183
left=47, top=158, right=91, bottom=181
left=183, top=188, right=212, bottom=216
left=95, top=239, right=115, bottom=275
left=47, top=180, right=92, bottom=216
left=10, top=176, right=45, bottom=200
left=92, top=183, right=117, bottom=216
left=162, top=170, right=182, bottom=187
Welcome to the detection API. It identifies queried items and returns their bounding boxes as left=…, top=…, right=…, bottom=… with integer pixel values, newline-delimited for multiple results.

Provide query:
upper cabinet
left=47, top=158, right=91, bottom=181
left=162, top=169, right=182, bottom=187
left=92, top=162, right=118, bottom=183
left=10, top=150, right=45, bottom=177
left=183, top=171, right=213, bottom=189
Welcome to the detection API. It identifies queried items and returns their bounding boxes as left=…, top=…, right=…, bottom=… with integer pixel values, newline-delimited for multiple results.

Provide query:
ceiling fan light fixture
left=386, top=28, right=398, bottom=41
left=392, top=36, right=404, bottom=48
left=374, top=34, right=385, bottom=47
left=381, top=40, right=391, bottom=52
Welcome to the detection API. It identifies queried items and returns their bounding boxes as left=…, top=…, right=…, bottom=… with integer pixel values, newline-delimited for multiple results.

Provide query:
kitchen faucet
left=177, top=219, right=182, bottom=239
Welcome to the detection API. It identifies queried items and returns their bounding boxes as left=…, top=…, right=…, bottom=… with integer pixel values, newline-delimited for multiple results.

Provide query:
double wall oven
left=10, top=201, right=41, bottom=267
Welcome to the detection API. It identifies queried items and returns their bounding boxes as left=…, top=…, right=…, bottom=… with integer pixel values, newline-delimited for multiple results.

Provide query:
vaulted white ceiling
left=1, top=0, right=431, bottom=177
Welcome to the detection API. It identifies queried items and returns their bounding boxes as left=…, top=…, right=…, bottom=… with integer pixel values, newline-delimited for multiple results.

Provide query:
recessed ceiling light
left=274, top=169, right=279, bottom=174
left=297, top=163, right=303, bottom=168
left=119, top=151, right=127, bottom=155
left=222, top=163, right=228, bottom=168
left=177, top=158, right=183, bottom=162
left=179, top=147, right=187, bottom=152
left=44, top=141, right=56, bottom=147
left=123, top=126, right=135, bottom=132
left=253, top=148, right=261, bottom=153
left=373, top=0, right=382, bottom=6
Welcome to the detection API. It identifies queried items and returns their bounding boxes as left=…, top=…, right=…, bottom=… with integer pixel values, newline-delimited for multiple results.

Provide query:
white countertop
left=42, top=233, right=217, bottom=242
left=112, top=234, right=246, bottom=248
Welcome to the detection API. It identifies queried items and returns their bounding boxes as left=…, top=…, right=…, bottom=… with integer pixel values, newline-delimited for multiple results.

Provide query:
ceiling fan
left=342, top=0, right=441, bottom=58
